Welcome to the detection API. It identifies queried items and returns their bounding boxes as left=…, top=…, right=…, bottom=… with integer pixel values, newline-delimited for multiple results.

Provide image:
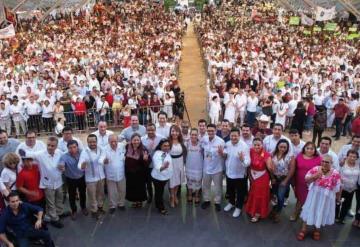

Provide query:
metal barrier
left=3, top=104, right=191, bottom=137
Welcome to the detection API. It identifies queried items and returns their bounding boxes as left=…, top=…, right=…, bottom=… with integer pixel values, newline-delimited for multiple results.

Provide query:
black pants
left=226, top=176, right=247, bottom=209
left=312, top=127, right=324, bottom=147
left=336, top=190, right=355, bottom=221
left=356, top=184, right=360, bottom=221
left=152, top=178, right=168, bottom=211
left=28, top=115, right=41, bottom=132
left=334, top=117, right=344, bottom=138
left=145, top=168, right=153, bottom=200
left=42, top=117, right=53, bottom=132
left=17, top=228, right=54, bottom=247
left=77, top=115, right=86, bottom=130
left=66, top=176, right=86, bottom=213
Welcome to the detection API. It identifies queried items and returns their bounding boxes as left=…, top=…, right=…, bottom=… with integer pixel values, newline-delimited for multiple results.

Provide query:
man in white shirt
left=263, top=124, right=291, bottom=154
left=289, top=129, right=305, bottom=157
left=92, top=121, right=113, bottom=147
left=246, top=91, right=259, bottom=128
left=201, top=124, right=225, bottom=212
left=317, top=136, right=340, bottom=170
left=235, top=89, right=247, bottom=126
left=25, top=95, right=42, bottom=133
left=220, top=128, right=250, bottom=217
left=141, top=123, right=164, bottom=202
left=96, top=95, right=109, bottom=123
left=16, top=130, right=46, bottom=155
left=0, top=102, right=11, bottom=136
left=101, top=135, right=126, bottom=214
left=58, top=126, right=84, bottom=153
left=338, top=135, right=360, bottom=166
left=78, top=134, right=106, bottom=219
left=156, top=111, right=171, bottom=138
left=240, top=124, right=254, bottom=148
left=9, top=97, right=27, bottom=137
left=22, top=136, right=65, bottom=228
left=313, top=90, right=324, bottom=109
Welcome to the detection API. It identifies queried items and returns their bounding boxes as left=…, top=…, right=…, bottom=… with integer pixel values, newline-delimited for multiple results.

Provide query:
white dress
left=185, top=142, right=203, bottom=190
left=209, top=101, right=221, bottom=125
left=325, top=99, right=337, bottom=128
left=224, top=98, right=236, bottom=124
left=300, top=167, right=341, bottom=228
left=275, top=103, right=289, bottom=128
left=169, top=143, right=185, bottom=188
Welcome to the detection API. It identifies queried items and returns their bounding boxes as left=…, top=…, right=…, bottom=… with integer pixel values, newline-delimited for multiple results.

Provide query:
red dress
left=245, top=148, right=270, bottom=218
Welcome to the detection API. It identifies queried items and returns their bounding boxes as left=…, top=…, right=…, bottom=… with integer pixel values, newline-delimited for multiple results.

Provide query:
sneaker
left=201, top=201, right=210, bottom=210
left=215, top=203, right=221, bottom=212
left=50, top=220, right=64, bottom=229
left=284, top=198, right=289, bottom=206
left=232, top=208, right=241, bottom=218
left=347, top=210, right=355, bottom=217
left=271, top=196, right=278, bottom=206
left=223, top=203, right=234, bottom=212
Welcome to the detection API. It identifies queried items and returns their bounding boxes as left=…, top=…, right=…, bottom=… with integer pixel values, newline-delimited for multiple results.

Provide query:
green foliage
left=194, top=0, right=208, bottom=10
left=164, top=0, right=177, bottom=11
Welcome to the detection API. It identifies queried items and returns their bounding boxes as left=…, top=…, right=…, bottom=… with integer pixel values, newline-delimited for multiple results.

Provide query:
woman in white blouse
left=151, top=139, right=173, bottom=215
left=41, top=99, right=54, bottom=133
left=0, top=153, right=19, bottom=197
left=270, top=139, right=295, bottom=223
left=336, top=150, right=360, bottom=225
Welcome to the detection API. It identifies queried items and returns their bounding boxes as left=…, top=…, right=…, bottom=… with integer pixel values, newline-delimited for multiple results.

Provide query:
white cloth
left=151, top=151, right=173, bottom=181
left=78, top=147, right=106, bottom=182
left=0, top=168, right=17, bottom=190
left=101, top=144, right=126, bottom=182
left=201, top=135, right=225, bottom=175
left=185, top=142, right=203, bottom=182
left=317, top=148, right=340, bottom=170
left=224, top=140, right=250, bottom=179
left=340, top=163, right=360, bottom=192
left=169, top=143, right=185, bottom=188
left=92, top=130, right=114, bottom=147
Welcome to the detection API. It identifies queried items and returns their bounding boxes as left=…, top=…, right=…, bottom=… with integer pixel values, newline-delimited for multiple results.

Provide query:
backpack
left=314, top=111, right=327, bottom=130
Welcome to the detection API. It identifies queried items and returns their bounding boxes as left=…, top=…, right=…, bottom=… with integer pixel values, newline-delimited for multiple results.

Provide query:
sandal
left=296, top=230, right=306, bottom=241
left=250, top=215, right=260, bottom=223
left=312, top=231, right=320, bottom=241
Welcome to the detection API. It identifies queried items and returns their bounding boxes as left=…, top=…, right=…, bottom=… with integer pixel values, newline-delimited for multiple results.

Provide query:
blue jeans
left=272, top=177, right=289, bottom=213
left=17, top=228, right=53, bottom=247
left=246, top=111, right=256, bottom=128
left=304, top=115, right=313, bottom=130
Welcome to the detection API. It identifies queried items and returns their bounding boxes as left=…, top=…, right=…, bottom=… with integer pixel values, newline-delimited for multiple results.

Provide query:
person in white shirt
left=240, top=124, right=254, bottom=148
left=289, top=129, right=305, bottom=157
left=156, top=112, right=171, bottom=138
left=96, top=95, right=110, bottom=123
left=25, top=95, right=42, bottom=133
left=246, top=91, right=259, bottom=128
left=313, top=90, right=324, bottom=109
left=141, top=123, right=164, bottom=202
left=41, top=100, right=54, bottom=133
left=0, top=153, right=19, bottom=197
left=201, top=124, right=225, bottom=212
left=0, top=102, right=11, bottom=136
left=336, top=150, right=360, bottom=224
left=16, top=130, right=46, bottom=156
left=317, top=137, right=340, bottom=170
left=101, top=135, right=126, bottom=214
left=263, top=124, right=291, bottom=154
left=235, top=89, right=247, bottom=126
left=338, top=135, right=360, bottom=166
left=92, top=121, right=114, bottom=147
left=209, top=96, right=221, bottom=125
left=57, top=126, right=84, bottom=153
left=23, top=136, right=65, bottom=228
left=151, top=139, right=173, bottom=215
left=220, top=128, right=250, bottom=218
left=9, top=98, right=27, bottom=137
left=78, top=134, right=106, bottom=219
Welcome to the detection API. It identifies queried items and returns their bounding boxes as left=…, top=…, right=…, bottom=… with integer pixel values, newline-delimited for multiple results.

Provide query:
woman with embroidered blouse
left=297, top=154, right=341, bottom=241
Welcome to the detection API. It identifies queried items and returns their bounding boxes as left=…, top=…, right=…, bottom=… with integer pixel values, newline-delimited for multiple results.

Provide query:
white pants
left=235, top=110, right=245, bottom=126
left=14, top=120, right=27, bottom=136
left=202, top=172, right=223, bottom=204
left=209, top=112, right=219, bottom=125
left=0, top=119, right=11, bottom=135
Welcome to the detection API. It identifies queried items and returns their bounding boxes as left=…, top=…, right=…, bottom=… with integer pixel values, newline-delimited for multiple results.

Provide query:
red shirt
left=334, top=103, right=349, bottom=118
left=16, top=164, right=44, bottom=202
left=105, top=93, right=114, bottom=107
left=352, top=117, right=360, bottom=136
left=72, top=101, right=87, bottom=116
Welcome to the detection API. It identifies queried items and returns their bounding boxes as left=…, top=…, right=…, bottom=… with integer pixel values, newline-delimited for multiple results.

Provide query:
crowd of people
left=0, top=0, right=186, bottom=138
left=197, top=1, right=360, bottom=142
left=0, top=0, right=360, bottom=246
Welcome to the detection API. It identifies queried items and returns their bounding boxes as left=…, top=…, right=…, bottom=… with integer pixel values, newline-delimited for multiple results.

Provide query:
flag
left=301, top=14, right=314, bottom=26
left=0, top=24, right=15, bottom=39
left=315, top=6, right=336, bottom=21
left=4, top=6, right=17, bottom=25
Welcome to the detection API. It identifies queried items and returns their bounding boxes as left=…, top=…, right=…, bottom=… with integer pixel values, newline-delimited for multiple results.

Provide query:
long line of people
left=0, top=112, right=359, bottom=245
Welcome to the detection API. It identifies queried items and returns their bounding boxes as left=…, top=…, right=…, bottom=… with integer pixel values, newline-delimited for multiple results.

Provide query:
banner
left=315, top=6, right=336, bottom=22
left=349, top=27, right=357, bottom=33
left=289, top=17, right=300, bottom=26
left=346, top=33, right=360, bottom=40
left=0, top=24, right=15, bottom=39
left=313, top=26, right=322, bottom=32
left=324, top=22, right=337, bottom=31
left=301, top=14, right=314, bottom=26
